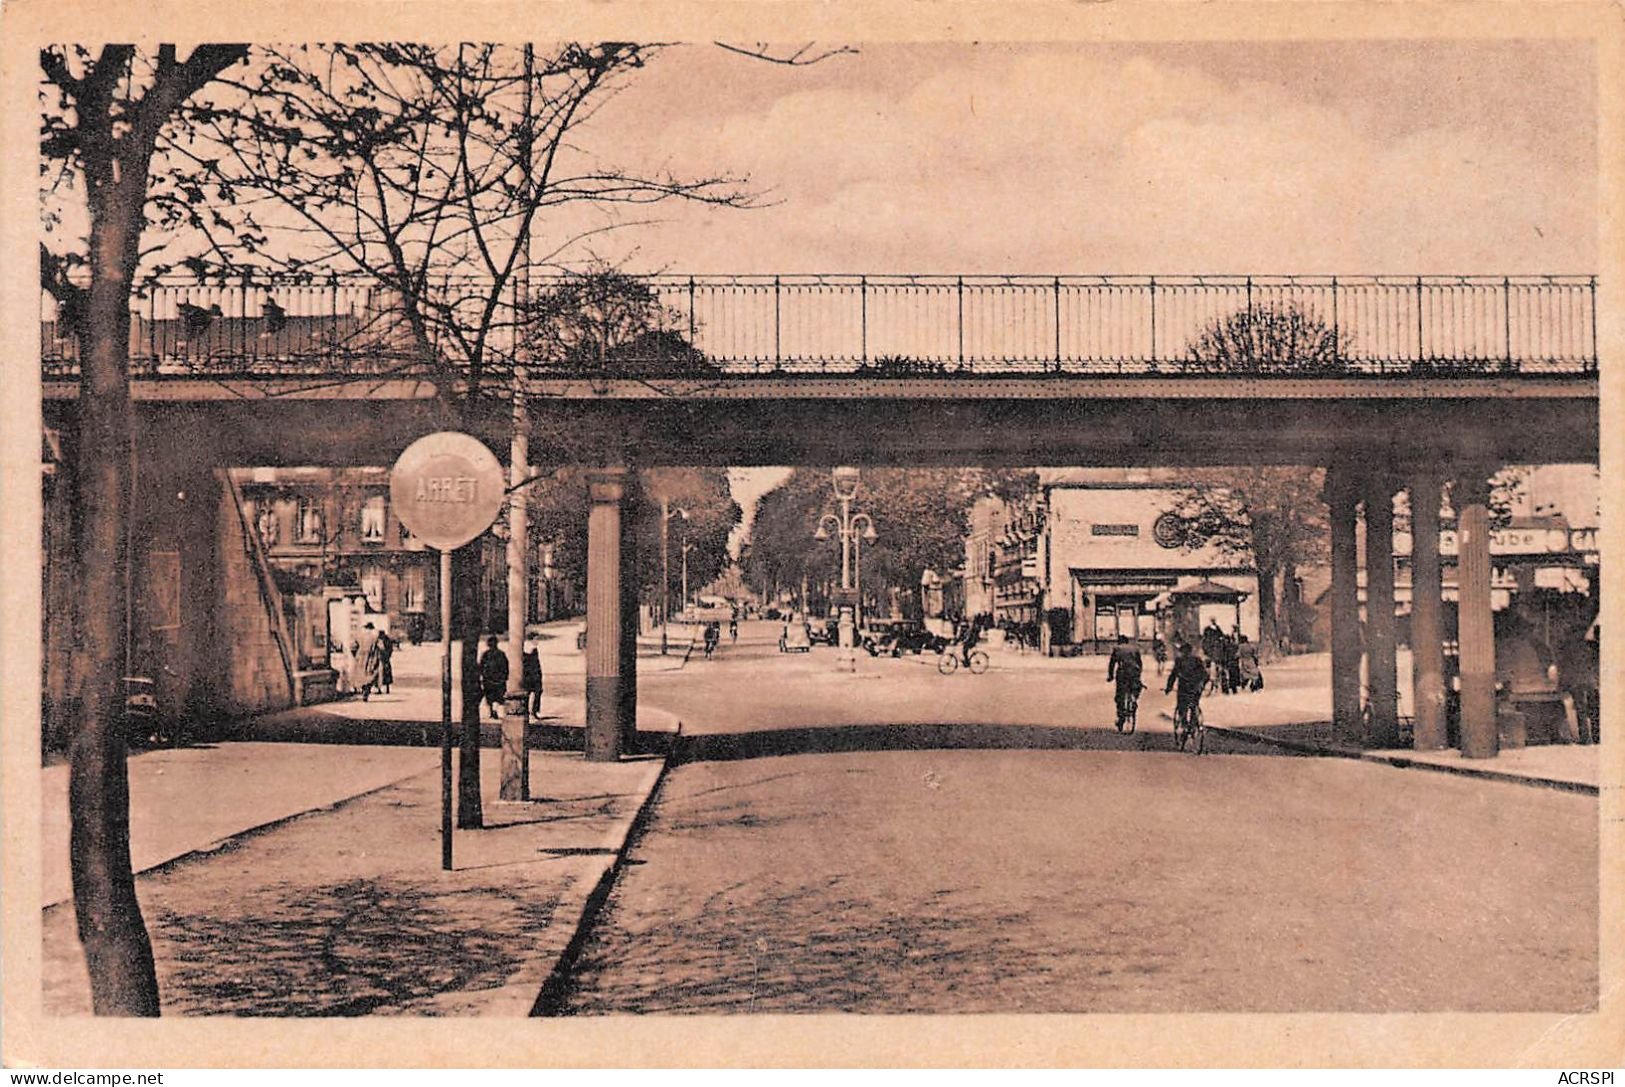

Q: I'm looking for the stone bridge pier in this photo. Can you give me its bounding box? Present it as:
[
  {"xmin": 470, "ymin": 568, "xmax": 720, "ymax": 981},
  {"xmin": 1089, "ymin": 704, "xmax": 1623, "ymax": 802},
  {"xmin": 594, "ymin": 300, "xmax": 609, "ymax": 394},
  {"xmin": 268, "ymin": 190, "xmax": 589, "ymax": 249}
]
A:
[{"xmin": 1326, "ymin": 454, "xmax": 1503, "ymax": 758}]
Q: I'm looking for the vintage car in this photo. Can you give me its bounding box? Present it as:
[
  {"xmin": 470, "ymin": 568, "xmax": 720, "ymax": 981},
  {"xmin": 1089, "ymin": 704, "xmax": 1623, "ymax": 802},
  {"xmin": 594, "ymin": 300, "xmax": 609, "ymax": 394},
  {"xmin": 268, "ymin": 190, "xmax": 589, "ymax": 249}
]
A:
[{"xmin": 862, "ymin": 619, "xmax": 949, "ymax": 657}]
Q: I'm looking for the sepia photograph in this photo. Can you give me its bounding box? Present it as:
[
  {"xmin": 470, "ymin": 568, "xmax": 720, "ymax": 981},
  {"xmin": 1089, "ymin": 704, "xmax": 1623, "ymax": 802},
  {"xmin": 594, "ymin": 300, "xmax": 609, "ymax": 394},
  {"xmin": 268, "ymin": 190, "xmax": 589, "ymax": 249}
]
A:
[{"xmin": 1, "ymin": 0, "xmax": 1619, "ymax": 1071}]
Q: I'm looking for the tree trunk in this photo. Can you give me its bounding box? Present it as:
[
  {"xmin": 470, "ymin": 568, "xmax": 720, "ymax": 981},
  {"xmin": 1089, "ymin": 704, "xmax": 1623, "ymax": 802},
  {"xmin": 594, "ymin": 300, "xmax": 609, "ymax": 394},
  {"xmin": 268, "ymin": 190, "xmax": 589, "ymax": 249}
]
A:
[
  {"xmin": 70, "ymin": 182, "xmax": 160, "ymax": 1016},
  {"xmin": 1255, "ymin": 560, "xmax": 1280, "ymax": 663}
]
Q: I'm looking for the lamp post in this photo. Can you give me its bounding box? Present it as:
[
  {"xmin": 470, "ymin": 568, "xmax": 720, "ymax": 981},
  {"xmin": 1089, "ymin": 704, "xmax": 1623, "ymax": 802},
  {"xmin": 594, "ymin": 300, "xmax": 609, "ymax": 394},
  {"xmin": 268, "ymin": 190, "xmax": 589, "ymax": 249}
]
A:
[
  {"xmin": 659, "ymin": 501, "xmax": 687, "ymax": 655},
  {"xmin": 814, "ymin": 466, "xmax": 878, "ymax": 650},
  {"xmin": 682, "ymin": 538, "xmax": 695, "ymax": 618}
]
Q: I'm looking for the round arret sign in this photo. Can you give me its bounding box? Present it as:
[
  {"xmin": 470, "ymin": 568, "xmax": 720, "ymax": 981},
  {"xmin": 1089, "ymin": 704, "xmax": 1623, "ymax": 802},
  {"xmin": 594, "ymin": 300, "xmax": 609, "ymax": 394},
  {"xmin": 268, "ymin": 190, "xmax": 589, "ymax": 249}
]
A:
[{"xmin": 390, "ymin": 431, "xmax": 505, "ymax": 550}]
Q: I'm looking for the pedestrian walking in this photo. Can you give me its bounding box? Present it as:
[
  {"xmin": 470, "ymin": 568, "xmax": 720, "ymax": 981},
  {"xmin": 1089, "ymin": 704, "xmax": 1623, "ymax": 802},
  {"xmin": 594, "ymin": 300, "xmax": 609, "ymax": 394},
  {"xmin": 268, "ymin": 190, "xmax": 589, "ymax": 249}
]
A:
[
  {"xmin": 1221, "ymin": 630, "xmax": 1240, "ymax": 695},
  {"xmin": 521, "ymin": 637, "xmax": 544, "ymax": 722},
  {"xmin": 1152, "ymin": 636, "xmax": 1168, "ymax": 677},
  {"xmin": 1237, "ymin": 634, "xmax": 1261, "ymax": 692},
  {"xmin": 479, "ymin": 635, "xmax": 509, "ymax": 720},
  {"xmin": 729, "ymin": 614, "xmax": 739, "ymax": 643},
  {"xmin": 354, "ymin": 622, "xmax": 383, "ymax": 702},
  {"xmin": 376, "ymin": 628, "xmax": 395, "ymax": 694}
]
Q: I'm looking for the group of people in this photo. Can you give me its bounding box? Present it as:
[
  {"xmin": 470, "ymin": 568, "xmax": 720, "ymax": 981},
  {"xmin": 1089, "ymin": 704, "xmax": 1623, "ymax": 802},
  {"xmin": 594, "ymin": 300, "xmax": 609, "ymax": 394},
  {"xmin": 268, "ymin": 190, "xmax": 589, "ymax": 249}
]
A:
[
  {"xmin": 1199, "ymin": 619, "xmax": 1263, "ymax": 695},
  {"xmin": 477, "ymin": 636, "xmax": 546, "ymax": 721},
  {"xmin": 335, "ymin": 622, "xmax": 394, "ymax": 702}
]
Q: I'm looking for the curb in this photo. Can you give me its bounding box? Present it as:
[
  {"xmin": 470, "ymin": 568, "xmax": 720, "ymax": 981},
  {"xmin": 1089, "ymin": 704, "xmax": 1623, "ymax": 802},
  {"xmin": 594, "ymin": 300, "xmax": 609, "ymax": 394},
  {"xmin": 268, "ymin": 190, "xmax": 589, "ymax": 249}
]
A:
[
  {"xmin": 1177, "ymin": 714, "xmax": 1600, "ymax": 796},
  {"xmin": 528, "ymin": 754, "xmax": 675, "ymax": 1016}
]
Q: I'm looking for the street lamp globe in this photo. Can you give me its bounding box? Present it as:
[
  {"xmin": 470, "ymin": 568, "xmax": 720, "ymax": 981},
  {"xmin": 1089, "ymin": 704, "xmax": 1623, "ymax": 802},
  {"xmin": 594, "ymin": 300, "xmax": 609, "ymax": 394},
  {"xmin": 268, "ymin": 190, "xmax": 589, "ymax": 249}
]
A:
[{"xmin": 831, "ymin": 465, "xmax": 861, "ymax": 501}]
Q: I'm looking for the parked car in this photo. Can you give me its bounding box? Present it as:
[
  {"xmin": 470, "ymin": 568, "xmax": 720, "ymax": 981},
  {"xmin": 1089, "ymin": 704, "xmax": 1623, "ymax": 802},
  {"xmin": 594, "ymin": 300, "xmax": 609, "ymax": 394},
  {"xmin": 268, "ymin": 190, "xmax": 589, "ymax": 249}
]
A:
[
  {"xmin": 863, "ymin": 620, "xmax": 948, "ymax": 657},
  {"xmin": 807, "ymin": 616, "xmax": 840, "ymax": 646}
]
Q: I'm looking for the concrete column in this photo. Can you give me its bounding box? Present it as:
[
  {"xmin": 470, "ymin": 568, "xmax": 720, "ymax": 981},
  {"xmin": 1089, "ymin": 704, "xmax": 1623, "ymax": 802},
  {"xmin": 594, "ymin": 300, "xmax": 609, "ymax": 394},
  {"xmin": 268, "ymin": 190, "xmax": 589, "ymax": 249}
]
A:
[
  {"xmin": 1455, "ymin": 472, "xmax": 1498, "ymax": 759},
  {"xmin": 584, "ymin": 468, "xmax": 627, "ymax": 762},
  {"xmin": 1326, "ymin": 463, "xmax": 1363, "ymax": 747},
  {"xmin": 1363, "ymin": 470, "xmax": 1400, "ymax": 748},
  {"xmin": 1409, "ymin": 467, "xmax": 1448, "ymax": 750},
  {"xmin": 619, "ymin": 476, "xmax": 641, "ymax": 753}
]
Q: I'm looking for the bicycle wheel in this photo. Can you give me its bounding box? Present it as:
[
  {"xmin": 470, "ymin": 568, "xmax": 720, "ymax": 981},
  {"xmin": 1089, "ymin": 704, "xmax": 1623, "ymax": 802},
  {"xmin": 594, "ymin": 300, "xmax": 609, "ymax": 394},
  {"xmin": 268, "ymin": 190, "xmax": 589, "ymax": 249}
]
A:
[
  {"xmin": 1173, "ymin": 707, "xmax": 1189, "ymax": 750},
  {"xmin": 937, "ymin": 652, "xmax": 959, "ymax": 675},
  {"xmin": 1192, "ymin": 706, "xmax": 1206, "ymax": 754},
  {"xmin": 1124, "ymin": 694, "xmax": 1138, "ymax": 735},
  {"xmin": 967, "ymin": 650, "xmax": 989, "ymax": 674}
]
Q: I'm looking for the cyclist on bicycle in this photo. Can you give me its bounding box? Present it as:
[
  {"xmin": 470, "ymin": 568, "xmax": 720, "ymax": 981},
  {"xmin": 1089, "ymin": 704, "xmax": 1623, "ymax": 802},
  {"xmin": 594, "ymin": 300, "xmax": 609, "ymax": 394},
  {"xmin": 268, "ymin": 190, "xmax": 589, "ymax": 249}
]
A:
[
  {"xmin": 1165, "ymin": 640, "xmax": 1208, "ymax": 733},
  {"xmin": 1105, "ymin": 633, "xmax": 1144, "ymax": 732},
  {"xmin": 956, "ymin": 617, "xmax": 983, "ymax": 667}
]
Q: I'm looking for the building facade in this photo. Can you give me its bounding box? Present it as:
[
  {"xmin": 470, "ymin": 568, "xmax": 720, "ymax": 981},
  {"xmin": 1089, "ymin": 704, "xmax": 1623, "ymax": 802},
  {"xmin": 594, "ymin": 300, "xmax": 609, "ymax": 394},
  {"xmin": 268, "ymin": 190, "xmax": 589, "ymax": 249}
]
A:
[{"xmin": 962, "ymin": 469, "xmax": 1262, "ymax": 654}]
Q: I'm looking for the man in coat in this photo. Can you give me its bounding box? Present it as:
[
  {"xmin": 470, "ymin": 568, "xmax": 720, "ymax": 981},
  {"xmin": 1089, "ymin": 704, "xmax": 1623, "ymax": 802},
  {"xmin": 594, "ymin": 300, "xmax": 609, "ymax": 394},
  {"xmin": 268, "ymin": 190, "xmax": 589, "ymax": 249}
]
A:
[
  {"xmin": 479, "ymin": 635, "xmax": 510, "ymax": 721},
  {"xmin": 354, "ymin": 622, "xmax": 384, "ymax": 703}
]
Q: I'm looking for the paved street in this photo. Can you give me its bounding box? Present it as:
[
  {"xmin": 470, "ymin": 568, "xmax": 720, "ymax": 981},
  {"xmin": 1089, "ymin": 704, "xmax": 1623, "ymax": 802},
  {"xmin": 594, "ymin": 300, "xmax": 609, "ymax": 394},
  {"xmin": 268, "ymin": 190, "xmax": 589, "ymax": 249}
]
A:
[{"xmin": 550, "ymin": 621, "xmax": 1598, "ymax": 1014}]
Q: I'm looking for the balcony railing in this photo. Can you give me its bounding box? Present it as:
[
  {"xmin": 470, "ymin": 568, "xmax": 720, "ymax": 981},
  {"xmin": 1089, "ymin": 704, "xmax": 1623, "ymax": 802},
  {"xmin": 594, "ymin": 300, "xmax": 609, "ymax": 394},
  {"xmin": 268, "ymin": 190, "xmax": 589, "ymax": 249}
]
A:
[{"xmin": 41, "ymin": 274, "xmax": 1599, "ymax": 379}]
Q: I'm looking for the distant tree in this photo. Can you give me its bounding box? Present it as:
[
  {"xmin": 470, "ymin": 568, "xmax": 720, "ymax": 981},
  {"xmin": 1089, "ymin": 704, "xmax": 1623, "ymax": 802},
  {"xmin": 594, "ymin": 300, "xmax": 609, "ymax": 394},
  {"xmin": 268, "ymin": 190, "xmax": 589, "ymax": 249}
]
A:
[
  {"xmin": 1171, "ymin": 467, "xmax": 1329, "ymax": 657},
  {"xmin": 526, "ymin": 269, "xmax": 717, "ymax": 376},
  {"xmin": 526, "ymin": 466, "xmax": 738, "ymax": 607},
  {"xmin": 1185, "ymin": 302, "xmax": 1345, "ymax": 373},
  {"xmin": 744, "ymin": 468, "xmax": 1037, "ymax": 615}
]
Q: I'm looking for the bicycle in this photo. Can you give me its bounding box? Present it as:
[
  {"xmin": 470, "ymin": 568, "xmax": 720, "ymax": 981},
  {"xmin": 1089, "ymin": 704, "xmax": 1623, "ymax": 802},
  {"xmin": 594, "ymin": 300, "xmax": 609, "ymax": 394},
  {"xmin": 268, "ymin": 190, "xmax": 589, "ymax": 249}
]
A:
[
  {"xmin": 1173, "ymin": 699, "xmax": 1205, "ymax": 753},
  {"xmin": 1114, "ymin": 681, "xmax": 1143, "ymax": 734},
  {"xmin": 937, "ymin": 648, "xmax": 990, "ymax": 675}
]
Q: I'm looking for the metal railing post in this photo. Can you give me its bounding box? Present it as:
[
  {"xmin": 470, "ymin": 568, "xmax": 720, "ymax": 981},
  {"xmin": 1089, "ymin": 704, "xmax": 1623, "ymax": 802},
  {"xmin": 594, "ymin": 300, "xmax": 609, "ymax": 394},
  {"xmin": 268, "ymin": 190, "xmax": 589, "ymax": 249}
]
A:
[
  {"xmin": 1053, "ymin": 276, "xmax": 1062, "ymax": 371},
  {"xmin": 1416, "ymin": 275, "xmax": 1425, "ymax": 366},
  {"xmin": 1589, "ymin": 276, "xmax": 1598, "ymax": 373},
  {"xmin": 688, "ymin": 275, "xmax": 697, "ymax": 346},
  {"xmin": 1330, "ymin": 276, "xmax": 1340, "ymax": 371},
  {"xmin": 949, "ymin": 276, "xmax": 962, "ymax": 368},
  {"xmin": 860, "ymin": 275, "xmax": 868, "ymax": 364},
  {"xmin": 1148, "ymin": 277, "xmax": 1158, "ymax": 370},
  {"xmin": 774, "ymin": 275, "xmax": 782, "ymax": 368},
  {"xmin": 1503, "ymin": 276, "xmax": 1513, "ymax": 371}
]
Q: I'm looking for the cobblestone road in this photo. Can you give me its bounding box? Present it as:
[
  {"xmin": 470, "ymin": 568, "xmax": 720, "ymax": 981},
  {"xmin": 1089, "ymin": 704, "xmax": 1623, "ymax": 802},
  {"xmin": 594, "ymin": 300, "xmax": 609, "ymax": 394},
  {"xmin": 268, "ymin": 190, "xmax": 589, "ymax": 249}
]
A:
[{"xmin": 555, "ymin": 625, "xmax": 1597, "ymax": 1014}]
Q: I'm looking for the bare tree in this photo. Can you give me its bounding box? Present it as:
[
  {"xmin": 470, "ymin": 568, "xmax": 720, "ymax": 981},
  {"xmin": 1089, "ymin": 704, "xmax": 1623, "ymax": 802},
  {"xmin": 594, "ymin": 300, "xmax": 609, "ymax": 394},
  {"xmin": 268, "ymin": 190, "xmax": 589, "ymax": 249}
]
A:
[{"xmin": 40, "ymin": 43, "xmax": 250, "ymax": 1016}]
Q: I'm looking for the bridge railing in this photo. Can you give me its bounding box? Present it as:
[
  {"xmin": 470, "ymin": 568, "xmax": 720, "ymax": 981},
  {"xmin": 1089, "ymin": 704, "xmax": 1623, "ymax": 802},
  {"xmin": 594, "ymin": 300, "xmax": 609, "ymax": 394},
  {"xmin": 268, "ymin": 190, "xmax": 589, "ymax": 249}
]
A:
[{"xmin": 41, "ymin": 274, "xmax": 1598, "ymax": 378}]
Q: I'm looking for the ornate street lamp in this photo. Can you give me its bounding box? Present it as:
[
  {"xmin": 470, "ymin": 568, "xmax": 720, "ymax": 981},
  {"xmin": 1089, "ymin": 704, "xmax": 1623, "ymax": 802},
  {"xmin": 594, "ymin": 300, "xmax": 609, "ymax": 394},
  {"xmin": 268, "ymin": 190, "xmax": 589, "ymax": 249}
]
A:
[{"xmin": 814, "ymin": 466, "xmax": 878, "ymax": 650}]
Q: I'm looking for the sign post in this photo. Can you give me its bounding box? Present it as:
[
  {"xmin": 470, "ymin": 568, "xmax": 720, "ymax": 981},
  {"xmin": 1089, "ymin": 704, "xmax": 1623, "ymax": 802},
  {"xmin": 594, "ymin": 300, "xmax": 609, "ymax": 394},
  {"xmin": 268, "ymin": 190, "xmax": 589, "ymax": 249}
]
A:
[{"xmin": 390, "ymin": 432, "xmax": 505, "ymax": 871}]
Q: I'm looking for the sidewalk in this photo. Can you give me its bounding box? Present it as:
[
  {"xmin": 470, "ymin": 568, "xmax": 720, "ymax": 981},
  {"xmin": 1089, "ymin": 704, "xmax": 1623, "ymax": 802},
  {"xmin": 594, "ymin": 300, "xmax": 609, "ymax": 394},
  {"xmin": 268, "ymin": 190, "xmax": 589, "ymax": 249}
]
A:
[
  {"xmin": 1168, "ymin": 653, "xmax": 1599, "ymax": 794},
  {"xmin": 42, "ymin": 746, "xmax": 667, "ymax": 1016}
]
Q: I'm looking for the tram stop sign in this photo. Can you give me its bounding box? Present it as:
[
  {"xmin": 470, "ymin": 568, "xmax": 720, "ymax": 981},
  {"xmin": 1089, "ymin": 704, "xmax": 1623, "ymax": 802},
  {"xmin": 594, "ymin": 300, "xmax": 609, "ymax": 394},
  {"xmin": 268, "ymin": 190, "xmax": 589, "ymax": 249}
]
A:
[{"xmin": 390, "ymin": 431, "xmax": 505, "ymax": 550}]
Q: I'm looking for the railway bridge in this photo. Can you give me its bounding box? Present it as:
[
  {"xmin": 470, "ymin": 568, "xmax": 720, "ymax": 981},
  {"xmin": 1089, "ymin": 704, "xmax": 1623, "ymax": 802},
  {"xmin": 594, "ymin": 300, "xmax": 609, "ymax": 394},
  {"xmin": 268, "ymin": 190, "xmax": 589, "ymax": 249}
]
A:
[{"xmin": 40, "ymin": 273, "xmax": 1601, "ymax": 762}]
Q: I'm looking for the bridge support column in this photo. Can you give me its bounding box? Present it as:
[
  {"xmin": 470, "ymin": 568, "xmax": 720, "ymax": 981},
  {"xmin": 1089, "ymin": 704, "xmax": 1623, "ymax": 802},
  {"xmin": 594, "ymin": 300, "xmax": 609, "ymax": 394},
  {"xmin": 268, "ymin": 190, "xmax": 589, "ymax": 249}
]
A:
[
  {"xmin": 585, "ymin": 468, "xmax": 630, "ymax": 762},
  {"xmin": 1326, "ymin": 463, "xmax": 1363, "ymax": 747},
  {"xmin": 620, "ymin": 476, "xmax": 642, "ymax": 753},
  {"xmin": 1455, "ymin": 471, "xmax": 1499, "ymax": 759},
  {"xmin": 1409, "ymin": 467, "xmax": 1449, "ymax": 750},
  {"xmin": 1363, "ymin": 469, "xmax": 1401, "ymax": 749}
]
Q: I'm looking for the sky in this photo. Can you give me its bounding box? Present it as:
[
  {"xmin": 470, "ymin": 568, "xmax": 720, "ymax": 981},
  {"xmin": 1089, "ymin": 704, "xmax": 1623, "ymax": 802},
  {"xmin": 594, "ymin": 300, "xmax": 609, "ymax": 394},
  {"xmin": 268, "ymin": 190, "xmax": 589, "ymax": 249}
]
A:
[
  {"xmin": 615, "ymin": 41, "xmax": 1597, "ymax": 542},
  {"xmin": 557, "ymin": 40, "xmax": 1596, "ymax": 276}
]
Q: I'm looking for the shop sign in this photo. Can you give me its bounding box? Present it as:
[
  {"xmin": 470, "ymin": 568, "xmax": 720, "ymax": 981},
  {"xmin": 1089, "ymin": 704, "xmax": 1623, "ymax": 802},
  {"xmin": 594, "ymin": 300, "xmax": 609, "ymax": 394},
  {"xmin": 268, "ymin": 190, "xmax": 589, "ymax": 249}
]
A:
[
  {"xmin": 1395, "ymin": 527, "xmax": 1591, "ymax": 558},
  {"xmin": 1569, "ymin": 527, "xmax": 1598, "ymax": 554}
]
